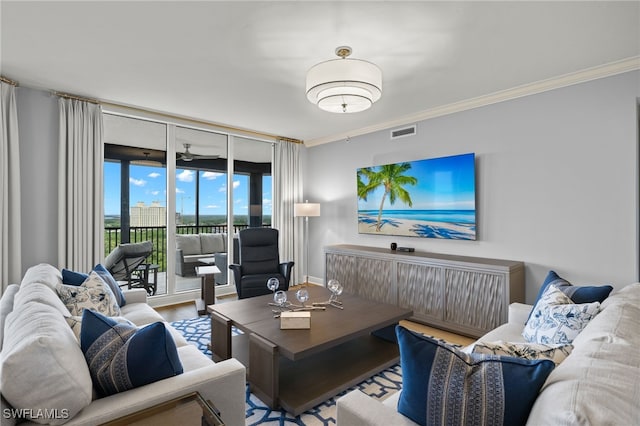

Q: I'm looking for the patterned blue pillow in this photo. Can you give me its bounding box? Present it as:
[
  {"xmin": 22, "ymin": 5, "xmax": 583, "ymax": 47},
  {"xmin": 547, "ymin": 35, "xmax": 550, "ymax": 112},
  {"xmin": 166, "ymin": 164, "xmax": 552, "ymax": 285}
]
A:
[
  {"xmin": 80, "ymin": 309, "xmax": 183, "ymax": 396},
  {"xmin": 527, "ymin": 270, "xmax": 612, "ymax": 323},
  {"xmin": 93, "ymin": 264, "xmax": 127, "ymax": 307},
  {"xmin": 62, "ymin": 265, "xmax": 126, "ymax": 307},
  {"xmin": 396, "ymin": 326, "xmax": 555, "ymax": 426}
]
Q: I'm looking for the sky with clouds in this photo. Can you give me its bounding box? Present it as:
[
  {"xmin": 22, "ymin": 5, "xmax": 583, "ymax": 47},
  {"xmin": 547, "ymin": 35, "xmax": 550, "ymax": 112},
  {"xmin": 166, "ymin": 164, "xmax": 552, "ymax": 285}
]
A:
[
  {"xmin": 357, "ymin": 153, "xmax": 476, "ymax": 211},
  {"xmin": 104, "ymin": 162, "xmax": 272, "ymax": 217}
]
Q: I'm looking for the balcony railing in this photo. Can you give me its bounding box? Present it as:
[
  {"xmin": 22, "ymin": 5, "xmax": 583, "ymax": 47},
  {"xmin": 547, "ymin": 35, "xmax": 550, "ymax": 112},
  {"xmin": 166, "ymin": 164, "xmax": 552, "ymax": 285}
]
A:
[{"xmin": 104, "ymin": 224, "xmax": 263, "ymax": 272}]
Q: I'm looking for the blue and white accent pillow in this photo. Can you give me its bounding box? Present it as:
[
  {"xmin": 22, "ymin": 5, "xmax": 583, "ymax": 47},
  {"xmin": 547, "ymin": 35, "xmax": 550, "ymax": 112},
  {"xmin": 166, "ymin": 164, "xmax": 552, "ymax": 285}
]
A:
[
  {"xmin": 57, "ymin": 271, "xmax": 121, "ymax": 317},
  {"xmin": 523, "ymin": 284, "xmax": 600, "ymax": 344},
  {"xmin": 80, "ymin": 309, "xmax": 183, "ymax": 396},
  {"xmin": 93, "ymin": 264, "xmax": 127, "ymax": 307},
  {"xmin": 526, "ymin": 270, "xmax": 612, "ymax": 323},
  {"xmin": 396, "ymin": 326, "xmax": 555, "ymax": 426},
  {"xmin": 62, "ymin": 264, "xmax": 127, "ymax": 307}
]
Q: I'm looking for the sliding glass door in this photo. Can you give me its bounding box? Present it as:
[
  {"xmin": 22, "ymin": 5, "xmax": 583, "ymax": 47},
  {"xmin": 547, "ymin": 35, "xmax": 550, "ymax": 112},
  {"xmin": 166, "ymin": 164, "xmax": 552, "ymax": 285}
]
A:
[
  {"xmin": 174, "ymin": 127, "xmax": 229, "ymax": 293},
  {"xmin": 103, "ymin": 114, "xmax": 168, "ymax": 296},
  {"xmin": 103, "ymin": 112, "xmax": 274, "ymax": 303}
]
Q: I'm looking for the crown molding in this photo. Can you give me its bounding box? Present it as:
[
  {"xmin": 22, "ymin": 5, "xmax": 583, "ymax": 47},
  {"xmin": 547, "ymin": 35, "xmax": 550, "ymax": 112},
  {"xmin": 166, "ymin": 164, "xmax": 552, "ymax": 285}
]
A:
[{"xmin": 304, "ymin": 56, "xmax": 640, "ymax": 147}]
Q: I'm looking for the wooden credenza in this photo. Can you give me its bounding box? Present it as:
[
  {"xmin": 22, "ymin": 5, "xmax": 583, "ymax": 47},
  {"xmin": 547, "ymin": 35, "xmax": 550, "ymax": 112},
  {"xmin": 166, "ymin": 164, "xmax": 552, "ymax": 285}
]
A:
[{"xmin": 324, "ymin": 244, "xmax": 525, "ymax": 338}]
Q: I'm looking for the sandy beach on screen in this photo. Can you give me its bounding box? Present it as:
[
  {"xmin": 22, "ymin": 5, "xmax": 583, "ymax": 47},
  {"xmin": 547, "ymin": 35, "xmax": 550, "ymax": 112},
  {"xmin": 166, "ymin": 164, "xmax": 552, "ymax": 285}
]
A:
[{"xmin": 358, "ymin": 214, "xmax": 475, "ymax": 239}]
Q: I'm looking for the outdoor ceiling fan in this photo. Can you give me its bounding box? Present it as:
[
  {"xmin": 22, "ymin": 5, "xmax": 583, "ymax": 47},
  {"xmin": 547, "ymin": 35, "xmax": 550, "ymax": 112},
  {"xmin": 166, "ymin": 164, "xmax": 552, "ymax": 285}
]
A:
[{"xmin": 177, "ymin": 143, "xmax": 220, "ymax": 162}]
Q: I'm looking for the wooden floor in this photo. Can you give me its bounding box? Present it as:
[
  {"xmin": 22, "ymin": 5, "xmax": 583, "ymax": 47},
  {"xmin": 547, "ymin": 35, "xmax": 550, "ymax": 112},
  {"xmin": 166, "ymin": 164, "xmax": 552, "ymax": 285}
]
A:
[
  {"xmin": 156, "ymin": 288, "xmax": 475, "ymax": 347},
  {"xmin": 156, "ymin": 301, "xmax": 199, "ymax": 323}
]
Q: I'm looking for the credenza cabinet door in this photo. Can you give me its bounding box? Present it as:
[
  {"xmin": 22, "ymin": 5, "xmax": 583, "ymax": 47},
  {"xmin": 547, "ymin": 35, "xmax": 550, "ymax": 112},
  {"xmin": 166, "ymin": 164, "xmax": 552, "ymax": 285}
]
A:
[
  {"xmin": 356, "ymin": 257, "xmax": 394, "ymax": 304},
  {"xmin": 397, "ymin": 262, "xmax": 443, "ymax": 322},
  {"xmin": 444, "ymin": 269, "xmax": 507, "ymax": 333},
  {"xmin": 325, "ymin": 253, "xmax": 356, "ymax": 294},
  {"xmin": 325, "ymin": 252, "xmax": 394, "ymax": 304}
]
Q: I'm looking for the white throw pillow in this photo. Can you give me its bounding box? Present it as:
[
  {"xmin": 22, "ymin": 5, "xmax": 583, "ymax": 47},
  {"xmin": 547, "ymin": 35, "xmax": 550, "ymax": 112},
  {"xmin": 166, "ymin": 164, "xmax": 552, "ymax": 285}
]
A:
[
  {"xmin": 20, "ymin": 263, "xmax": 62, "ymax": 291},
  {"xmin": 472, "ymin": 340, "xmax": 573, "ymax": 365},
  {"xmin": 0, "ymin": 302, "xmax": 93, "ymax": 424},
  {"xmin": 200, "ymin": 233, "xmax": 225, "ymax": 254},
  {"xmin": 15, "ymin": 282, "xmax": 71, "ymax": 318},
  {"xmin": 57, "ymin": 271, "xmax": 121, "ymax": 317},
  {"xmin": 523, "ymin": 284, "xmax": 600, "ymax": 344},
  {"xmin": 176, "ymin": 234, "xmax": 201, "ymax": 255}
]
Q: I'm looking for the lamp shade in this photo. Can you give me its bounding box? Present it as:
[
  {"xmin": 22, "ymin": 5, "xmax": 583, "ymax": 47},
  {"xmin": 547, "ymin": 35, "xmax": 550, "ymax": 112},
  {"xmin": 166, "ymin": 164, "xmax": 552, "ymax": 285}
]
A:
[
  {"xmin": 306, "ymin": 47, "xmax": 382, "ymax": 113},
  {"xmin": 294, "ymin": 203, "xmax": 321, "ymax": 217}
]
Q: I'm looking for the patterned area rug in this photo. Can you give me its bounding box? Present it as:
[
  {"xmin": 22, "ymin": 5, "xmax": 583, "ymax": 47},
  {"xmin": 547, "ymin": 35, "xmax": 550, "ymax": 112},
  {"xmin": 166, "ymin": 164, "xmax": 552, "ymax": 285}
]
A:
[{"xmin": 170, "ymin": 316, "xmax": 453, "ymax": 425}]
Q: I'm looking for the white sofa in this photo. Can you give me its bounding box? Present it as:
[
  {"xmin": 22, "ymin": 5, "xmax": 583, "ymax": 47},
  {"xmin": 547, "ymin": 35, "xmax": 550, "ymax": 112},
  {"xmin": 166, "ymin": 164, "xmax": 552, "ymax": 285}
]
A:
[
  {"xmin": 0, "ymin": 264, "xmax": 246, "ymax": 426},
  {"xmin": 337, "ymin": 282, "xmax": 640, "ymax": 425}
]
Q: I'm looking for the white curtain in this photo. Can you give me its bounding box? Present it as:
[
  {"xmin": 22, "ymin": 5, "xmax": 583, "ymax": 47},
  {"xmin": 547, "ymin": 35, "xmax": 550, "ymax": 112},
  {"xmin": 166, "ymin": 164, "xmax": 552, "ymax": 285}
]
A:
[
  {"xmin": 58, "ymin": 98, "xmax": 104, "ymax": 271},
  {"xmin": 0, "ymin": 81, "xmax": 22, "ymax": 290},
  {"xmin": 273, "ymin": 140, "xmax": 303, "ymax": 285}
]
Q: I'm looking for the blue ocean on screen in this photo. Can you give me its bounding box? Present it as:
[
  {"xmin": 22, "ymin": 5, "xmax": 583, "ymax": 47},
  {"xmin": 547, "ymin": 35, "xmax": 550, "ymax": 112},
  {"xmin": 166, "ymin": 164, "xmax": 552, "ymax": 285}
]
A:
[{"xmin": 359, "ymin": 209, "xmax": 476, "ymax": 224}]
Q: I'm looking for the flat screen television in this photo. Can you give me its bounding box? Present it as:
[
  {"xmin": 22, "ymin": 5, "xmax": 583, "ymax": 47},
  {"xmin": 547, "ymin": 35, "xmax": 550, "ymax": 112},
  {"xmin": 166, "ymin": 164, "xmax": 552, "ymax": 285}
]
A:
[{"xmin": 357, "ymin": 152, "xmax": 476, "ymax": 240}]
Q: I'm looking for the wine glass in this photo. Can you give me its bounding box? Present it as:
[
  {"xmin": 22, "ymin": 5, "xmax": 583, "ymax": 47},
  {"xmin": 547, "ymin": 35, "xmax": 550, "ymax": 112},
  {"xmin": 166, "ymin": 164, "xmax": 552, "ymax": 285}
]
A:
[
  {"xmin": 273, "ymin": 290, "xmax": 287, "ymax": 308},
  {"xmin": 266, "ymin": 277, "xmax": 280, "ymax": 293},
  {"xmin": 296, "ymin": 288, "xmax": 310, "ymax": 307}
]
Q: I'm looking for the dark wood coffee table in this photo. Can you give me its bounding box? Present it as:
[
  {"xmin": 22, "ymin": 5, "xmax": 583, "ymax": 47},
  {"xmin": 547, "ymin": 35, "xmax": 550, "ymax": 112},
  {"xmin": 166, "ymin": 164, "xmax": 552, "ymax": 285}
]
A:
[{"xmin": 207, "ymin": 285, "xmax": 412, "ymax": 415}]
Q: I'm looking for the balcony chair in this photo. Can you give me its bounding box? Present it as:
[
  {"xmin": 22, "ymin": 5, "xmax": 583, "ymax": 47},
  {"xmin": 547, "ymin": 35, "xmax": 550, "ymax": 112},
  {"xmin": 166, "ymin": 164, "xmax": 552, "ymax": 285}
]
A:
[
  {"xmin": 104, "ymin": 240, "xmax": 155, "ymax": 295},
  {"xmin": 229, "ymin": 228, "xmax": 294, "ymax": 299}
]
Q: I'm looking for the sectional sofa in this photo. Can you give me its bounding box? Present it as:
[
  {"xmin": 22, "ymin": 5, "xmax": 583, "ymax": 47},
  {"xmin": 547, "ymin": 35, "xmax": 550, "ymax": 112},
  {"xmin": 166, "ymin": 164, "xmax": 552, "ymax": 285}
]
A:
[
  {"xmin": 0, "ymin": 263, "xmax": 246, "ymax": 426},
  {"xmin": 337, "ymin": 281, "xmax": 640, "ymax": 425},
  {"xmin": 175, "ymin": 233, "xmax": 238, "ymax": 282}
]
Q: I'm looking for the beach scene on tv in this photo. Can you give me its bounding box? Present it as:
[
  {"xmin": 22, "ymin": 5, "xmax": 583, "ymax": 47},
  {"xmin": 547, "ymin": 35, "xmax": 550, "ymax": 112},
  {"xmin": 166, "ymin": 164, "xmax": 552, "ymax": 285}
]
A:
[{"xmin": 357, "ymin": 153, "xmax": 476, "ymax": 240}]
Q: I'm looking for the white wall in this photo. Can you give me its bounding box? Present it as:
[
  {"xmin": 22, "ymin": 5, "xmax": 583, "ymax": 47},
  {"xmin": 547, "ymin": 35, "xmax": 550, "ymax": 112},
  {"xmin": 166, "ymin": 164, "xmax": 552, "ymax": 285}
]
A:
[
  {"xmin": 303, "ymin": 71, "xmax": 640, "ymax": 303},
  {"xmin": 17, "ymin": 87, "xmax": 59, "ymax": 274}
]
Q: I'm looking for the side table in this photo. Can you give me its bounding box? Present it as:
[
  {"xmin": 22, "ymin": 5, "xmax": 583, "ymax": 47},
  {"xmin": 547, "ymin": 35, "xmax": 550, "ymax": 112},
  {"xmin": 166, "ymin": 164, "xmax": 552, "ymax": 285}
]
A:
[
  {"xmin": 100, "ymin": 392, "xmax": 224, "ymax": 426},
  {"xmin": 196, "ymin": 265, "xmax": 221, "ymax": 315},
  {"xmin": 131, "ymin": 263, "xmax": 159, "ymax": 296}
]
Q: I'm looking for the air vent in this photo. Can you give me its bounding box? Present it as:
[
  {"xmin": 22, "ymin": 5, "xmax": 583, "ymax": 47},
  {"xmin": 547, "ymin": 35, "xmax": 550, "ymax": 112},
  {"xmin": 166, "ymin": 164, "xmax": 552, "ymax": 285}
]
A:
[{"xmin": 390, "ymin": 125, "xmax": 416, "ymax": 139}]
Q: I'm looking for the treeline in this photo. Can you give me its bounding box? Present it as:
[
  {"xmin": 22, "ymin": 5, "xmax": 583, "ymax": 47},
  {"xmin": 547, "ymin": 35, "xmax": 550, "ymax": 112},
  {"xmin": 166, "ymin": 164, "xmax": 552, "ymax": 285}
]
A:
[{"xmin": 105, "ymin": 215, "xmax": 272, "ymax": 228}]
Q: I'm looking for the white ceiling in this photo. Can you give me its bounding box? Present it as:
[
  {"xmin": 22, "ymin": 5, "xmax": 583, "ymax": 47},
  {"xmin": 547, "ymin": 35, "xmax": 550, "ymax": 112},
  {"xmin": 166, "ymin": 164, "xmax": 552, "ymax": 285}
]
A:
[{"xmin": 2, "ymin": 1, "xmax": 639, "ymax": 146}]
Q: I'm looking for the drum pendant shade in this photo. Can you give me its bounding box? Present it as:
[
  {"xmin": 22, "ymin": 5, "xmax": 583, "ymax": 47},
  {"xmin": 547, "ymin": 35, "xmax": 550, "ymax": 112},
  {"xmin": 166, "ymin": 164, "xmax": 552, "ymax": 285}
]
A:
[{"xmin": 306, "ymin": 47, "xmax": 382, "ymax": 113}]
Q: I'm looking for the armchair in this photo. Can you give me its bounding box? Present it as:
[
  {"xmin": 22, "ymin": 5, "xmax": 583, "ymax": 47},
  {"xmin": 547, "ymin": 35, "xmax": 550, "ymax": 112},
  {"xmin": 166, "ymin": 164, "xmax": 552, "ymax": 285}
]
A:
[{"xmin": 229, "ymin": 228, "xmax": 294, "ymax": 299}]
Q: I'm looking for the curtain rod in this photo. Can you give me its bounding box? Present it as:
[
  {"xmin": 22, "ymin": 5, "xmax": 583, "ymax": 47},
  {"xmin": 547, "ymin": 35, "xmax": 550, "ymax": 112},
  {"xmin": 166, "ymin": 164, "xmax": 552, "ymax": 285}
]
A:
[
  {"xmin": 100, "ymin": 100, "xmax": 303, "ymax": 144},
  {"xmin": 0, "ymin": 76, "xmax": 19, "ymax": 86},
  {"xmin": 54, "ymin": 91, "xmax": 100, "ymax": 104},
  {"xmin": 277, "ymin": 137, "xmax": 304, "ymax": 144}
]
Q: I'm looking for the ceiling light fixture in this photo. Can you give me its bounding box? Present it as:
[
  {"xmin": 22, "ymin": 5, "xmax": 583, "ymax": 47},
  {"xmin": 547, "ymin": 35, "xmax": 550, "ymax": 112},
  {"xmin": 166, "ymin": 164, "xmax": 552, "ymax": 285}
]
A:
[{"xmin": 306, "ymin": 46, "xmax": 382, "ymax": 114}]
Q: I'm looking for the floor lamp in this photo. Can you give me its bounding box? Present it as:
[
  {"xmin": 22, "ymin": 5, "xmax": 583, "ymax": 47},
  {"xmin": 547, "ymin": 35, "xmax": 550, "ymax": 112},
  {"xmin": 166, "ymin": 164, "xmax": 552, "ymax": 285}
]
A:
[{"xmin": 294, "ymin": 201, "xmax": 321, "ymax": 285}]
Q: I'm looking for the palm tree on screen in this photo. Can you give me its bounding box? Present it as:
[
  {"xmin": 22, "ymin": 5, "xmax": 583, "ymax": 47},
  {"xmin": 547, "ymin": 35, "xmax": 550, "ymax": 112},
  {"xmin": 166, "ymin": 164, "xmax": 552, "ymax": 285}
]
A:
[
  {"xmin": 357, "ymin": 167, "xmax": 377, "ymax": 201},
  {"xmin": 358, "ymin": 163, "xmax": 417, "ymax": 231}
]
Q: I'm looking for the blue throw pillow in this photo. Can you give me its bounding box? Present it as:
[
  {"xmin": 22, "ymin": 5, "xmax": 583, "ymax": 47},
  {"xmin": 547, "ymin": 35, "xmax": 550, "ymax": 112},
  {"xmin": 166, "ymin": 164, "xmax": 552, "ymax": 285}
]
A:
[
  {"xmin": 527, "ymin": 270, "xmax": 613, "ymax": 323},
  {"xmin": 93, "ymin": 264, "xmax": 127, "ymax": 307},
  {"xmin": 396, "ymin": 326, "xmax": 555, "ymax": 426},
  {"xmin": 62, "ymin": 268, "xmax": 88, "ymax": 286},
  {"xmin": 62, "ymin": 265, "xmax": 127, "ymax": 307},
  {"xmin": 80, "ymin": 309, "xmax": 183, "ymax": 397}
]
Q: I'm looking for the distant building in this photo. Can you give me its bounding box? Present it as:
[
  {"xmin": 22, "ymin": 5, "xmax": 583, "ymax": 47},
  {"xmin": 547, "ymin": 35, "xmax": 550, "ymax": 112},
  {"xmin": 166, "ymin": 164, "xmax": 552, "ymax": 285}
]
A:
[{"xmin": 131, "ymin": 201, "xmax": 166, "ymax": 226}]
